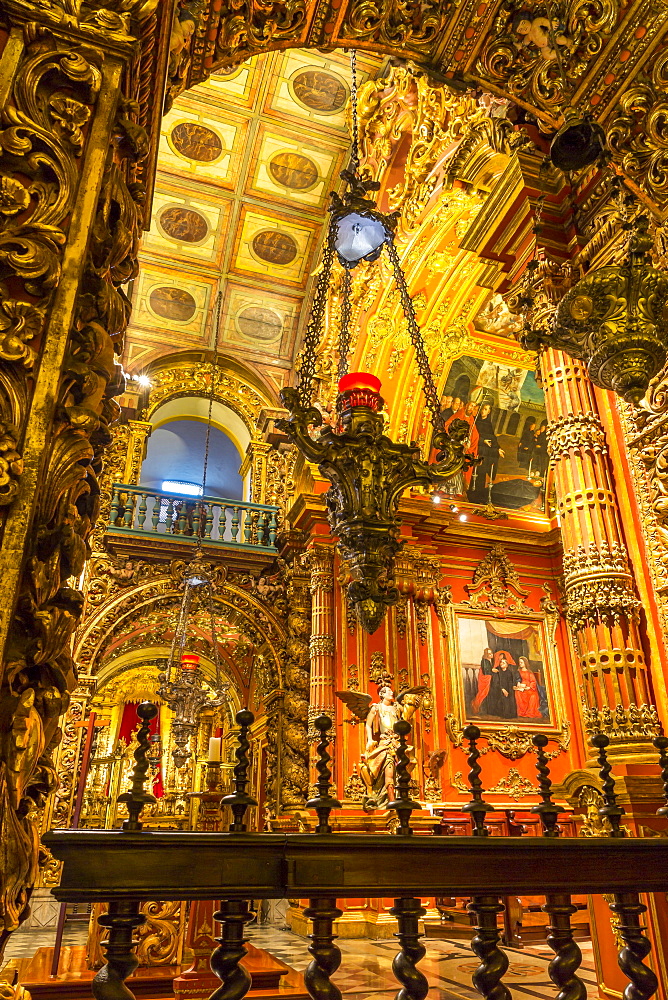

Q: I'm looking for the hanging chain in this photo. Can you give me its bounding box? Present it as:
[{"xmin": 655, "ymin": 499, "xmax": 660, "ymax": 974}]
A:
[
  {"xmin": 385, "ymin": 240, "xmax": 442, "ymax": 426},
  {"xmin": 297, "ymin": 224, "xmax": 337, "ymax": 406},
  {"xmin": 167, "ymin": 583, "xmax": 194, "ymax": 683},
  {"xmin": 336, "ymin": 266, "xmax": 353, "ymax": 382},
  {"xmin": 349, "ymin": 48, "xmax": 360, "ymax": 177}
]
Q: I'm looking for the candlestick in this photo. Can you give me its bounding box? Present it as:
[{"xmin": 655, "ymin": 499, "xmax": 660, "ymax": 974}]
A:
[{"xmin": 208, "ymin": 736, "xmax": 222, "ymax": 762}]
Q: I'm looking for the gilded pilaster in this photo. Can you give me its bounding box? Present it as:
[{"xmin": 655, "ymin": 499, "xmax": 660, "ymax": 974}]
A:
[
  {"xmin": 124, "ymin": 420, "xmax": 152, "ymax": 485},
  {"xmin": 307, "ymin": 543, "xmax": 336, "ymax": 793},
  {"xmin": 543, "ymin": 350, "xmax": 660, "ymax": 757},
  {"xmin": 240, "ymin": 439, "xmax": 271, "ymax": 504}
]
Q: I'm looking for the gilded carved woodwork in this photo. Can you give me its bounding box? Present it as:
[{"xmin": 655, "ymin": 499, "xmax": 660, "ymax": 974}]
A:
[
  {"xmin": 89, "ymin": 899, "xmax": 185, "ymax": 968},
  {"xmin": 561, "ymin": 542, "xmax": 640, "ymax": 631},
  {"xmin": 452, "ymin": 767, "xmax": 537, "ymax": 797},
  {"xmin": 462, "ymin": 544, "xmax": 531, "ymax": 614},
  {"xmin": 446, "ymin": 714, "xmax": 572, "ymax": 760},
  {"xmin": 476, "ymin": 0, "xmax": 619, "ymax": 116}
]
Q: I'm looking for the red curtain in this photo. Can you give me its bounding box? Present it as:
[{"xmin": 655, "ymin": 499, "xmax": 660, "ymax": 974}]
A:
[{"xmin": 117, "ymin": 702, "xmax": 164, "ymax": 798}]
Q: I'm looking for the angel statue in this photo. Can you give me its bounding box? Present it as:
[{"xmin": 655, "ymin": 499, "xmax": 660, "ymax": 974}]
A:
[{"xmin": 336, "ymin": 685, "xmax": 427, "ymax": 811}]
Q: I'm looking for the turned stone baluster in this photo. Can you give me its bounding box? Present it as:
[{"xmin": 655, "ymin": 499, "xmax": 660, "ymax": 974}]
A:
[
  {"xmin": 110, "ymin": 487, "xmax": 120, "ymax": 526},
  {"xmin": 204, "ymin": 502, "xmax": 214, "ymax": 539},
  {"xmin": 175, "ymin": 502, "xmax": 187, "ymax": 535},
  {"xmin": 123, "ymin": 492, "xmax": 134, "ymax": 528},
  {"xmin": 653, "ymin": 735, "xmax": 668, "ymax": 818},
  {"xmin": 268, "ymin": 510, "xmax": 278, "ymax": 547},
  {"xmin": 388, "ymin": 719, "xmax": 419, "ymax": 836},
  {"xmin": 607, "ymin": 894, "xmax": 659, "ymax": 1000},
  {"xmin": 218, "ymin": 504, "xmax": 227, "ymax": 541},
  {"xmin": 541, "ymin": 894, "xmax": 587, "ymax": 1000},
  {"xmin": 462, "ymin": 725, "xmax": 492, "ymax": 836},
  {"xmin": 304, "ymin": 898, "xmax": 343, "ymax": 1000},
  {"xmin": 467, "ymin": 896, "xmax": 511, "ymax": 1000},
  {"xmin": 151, "ymin": 496, "xmax": 160, "ymax": 532},
  {"xmin": 306, "ymin": 714, "xmax": 341, "ymax": 834},
  {"xmin": 592, "ymin": 733, "xmax": 626, "ymax": 836},
  {"xmin": 137, "ymin": 493, "xmax": 147, "ymax": 530},
  {"xmin": 210, "ymin": 898, "xmax": 254, "ymax": 1000},
  {"xmin": 531, "ymin": 734, "xmax": 560, "ymax": 836},
  {"xmin": 192, "ymin": 502, "xmax": 201, "ymax": 537},
  {"xmin": 92, "ymin": 900, "xmax": 145, "ymax": 1000},
  {"xmin": 391, "ymin": 897, "xmax": 429, "ymax": 1000},
  {"xmin": 221, "ymin": 709, "xmax": 257, "ymax": 832},
  {"xmin": 164, "ymin": 497, "xmax": 175, "ymax": 534},
  {"xmin": 231, "ymin": 506, "xmax": 240, "ymax": 541}
]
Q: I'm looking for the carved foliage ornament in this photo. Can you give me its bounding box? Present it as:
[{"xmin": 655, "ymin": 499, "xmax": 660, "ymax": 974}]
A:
[
  {"xmin": 476, "ymin": 0, "xmax": 618, "ymax": 114},
  {"xmin": 462, "ymin": 543, "xmax": 530, "ymax": 614},
  {"xmin": 446, "ymin": 714, "xmax": 572, "ymax": 759}
]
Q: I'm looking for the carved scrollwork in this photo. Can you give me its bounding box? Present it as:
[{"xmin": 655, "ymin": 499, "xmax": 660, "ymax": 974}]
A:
[
  {"xmin": 446, "ymin": 714, "xmax": 571, "ymax": 759},
  {"xmin": 562, "ymin": 541, "xmax": 639, "ymax": 630},
  {"xmin": 607, "ymin": 46, "xmax": 668, "ymax": 213},
  {"xmin": 342, "ymin": 0, "xmax": 447, "ymax": 52},
  {"xmin": 215, "ymin": 0, "xmax": 308, "ymax": 68},
  {"xmin": 462, "ymin": 544, "xmax": 531, "ymax": 614},
  {"xmin": 476, "ymin": 0, "xmax": 619, "ymax": 113}
]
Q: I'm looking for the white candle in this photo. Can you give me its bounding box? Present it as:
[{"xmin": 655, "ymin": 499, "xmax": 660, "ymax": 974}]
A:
[{"xmin": 208, "ymin": 737, "xmax": 222, "ymax": 762}]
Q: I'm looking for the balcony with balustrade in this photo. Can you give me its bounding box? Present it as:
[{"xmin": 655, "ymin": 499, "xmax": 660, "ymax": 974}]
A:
[{"xmin": 106, "ymin": 484, "xmax": 280, "ymax": 567}]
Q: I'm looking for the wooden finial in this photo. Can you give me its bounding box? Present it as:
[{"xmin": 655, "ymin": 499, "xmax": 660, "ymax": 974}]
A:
[
  {"xmin": 388, "ymin": 719, "xmax": 419, "ymax": 836},
  {"xmin": 118, "ymin": 701, "xmax": 158, "ymax": 832},
  {"xmin": 461, "ymin": 725, "xmax": 492, "ymax": 836},
  {"xmin": 221, "ymin": 708, "xmax": 257, "ymax": 832},
  {"xmin": 306, "ymin": 714, "xmax": 342, "ymax": 834},
  {"xmin": 592, "ymin": 733, "xmax": 625, "ymax": 837},
  {"xmin": 531, "ymin": 734, "xmax": 560, "ymax": 837}
]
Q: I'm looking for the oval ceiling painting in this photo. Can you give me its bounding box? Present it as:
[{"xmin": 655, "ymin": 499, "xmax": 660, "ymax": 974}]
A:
[
  {"xmin": 149, "ymin": 287, "xmax": 197, "ymax": 323},
  {"xmin": 252, "ymin": 230, "xmax": 298, "ymax": 265},
  {"xmin": 237, "ymin": 305, "xmax": 283, "ymax": 342},
  {"xmin": 269, "ymin": 151, "xmax": 318, "ymax": 191},
  {"xmin": 160, "ymin": 205, "xmax": 209, "ymax": 243},
  {"xmin": 170, "ymin": 122, "xmax": 223, "ymax": 162},
  {"xmin": 291, "ymin": 69, "xmax": 348, "ymax": 114}
]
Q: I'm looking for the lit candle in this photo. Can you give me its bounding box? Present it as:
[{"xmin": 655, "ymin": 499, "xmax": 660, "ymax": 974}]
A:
[
  {"xmin": 208, "ymin": 737, "xmax": 222, "ymax": 762},
  {"xmin": 338, "ymin": 372, "xmax": 382, "ymax": 394},
  {"xmin": 181, "ymin": 653, "xmax": 199, "ymax": 671}
]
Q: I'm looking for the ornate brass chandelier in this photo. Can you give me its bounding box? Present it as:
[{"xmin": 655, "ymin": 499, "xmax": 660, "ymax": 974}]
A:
[
  {"xmin": 521, "ymin": 212, "xmax": 668, "ymax": 405},
  {"xmin": 277, "ymin": 52, "xmax": 473, "ymax": 634},
  {"xmin": 157, "ymin": 297, "xmax": 229, "ymax": 765}
]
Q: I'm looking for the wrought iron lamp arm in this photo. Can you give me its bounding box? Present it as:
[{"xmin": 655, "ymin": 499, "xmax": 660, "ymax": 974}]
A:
[{"xmin": 276, "ymin": 388, "xmax": 327, "ymax": 465}]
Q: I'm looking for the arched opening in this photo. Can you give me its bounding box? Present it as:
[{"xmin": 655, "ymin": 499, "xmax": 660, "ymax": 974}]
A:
[{"xmin": 141, "ymin": 397, "xmax": 251, "ymax": 500}]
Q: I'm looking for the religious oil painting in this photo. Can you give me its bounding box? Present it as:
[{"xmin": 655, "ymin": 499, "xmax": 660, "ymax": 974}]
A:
[
  {"xmin": 435, "ymin": 353, "xmax": 548, "ymax": 513},
  {"xmin": 457, "ymin": 614, "xmax": 554, "ymax": 728}
]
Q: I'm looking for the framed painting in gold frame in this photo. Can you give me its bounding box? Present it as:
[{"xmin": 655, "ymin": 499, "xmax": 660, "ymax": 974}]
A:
[{"xmin": 445, "ymin": 605, "xmax": 566, "ymax": 738}]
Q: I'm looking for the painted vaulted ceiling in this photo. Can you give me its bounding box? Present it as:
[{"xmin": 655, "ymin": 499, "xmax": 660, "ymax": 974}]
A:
[{"xmin": 123, "ymin": 48, "xmax": 384, "ymax": 397}]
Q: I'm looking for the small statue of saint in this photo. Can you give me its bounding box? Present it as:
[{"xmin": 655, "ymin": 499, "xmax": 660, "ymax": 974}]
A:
[{"xmin": 336, "ymin": 684, "xmax": 427, "ymax": 810}]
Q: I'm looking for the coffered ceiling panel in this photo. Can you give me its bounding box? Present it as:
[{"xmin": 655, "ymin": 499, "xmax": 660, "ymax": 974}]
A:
[{"xmin": 124, "ymin": 48, "xmax": 384, "ymax": 385}]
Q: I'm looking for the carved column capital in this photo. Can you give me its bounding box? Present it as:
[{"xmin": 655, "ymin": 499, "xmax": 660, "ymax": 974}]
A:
[{"xmin": 547, "ymin": 413, "xmax": 608, "ymax": 458}]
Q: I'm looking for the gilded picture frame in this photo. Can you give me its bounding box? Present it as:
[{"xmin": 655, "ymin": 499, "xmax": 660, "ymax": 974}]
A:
[{"xmin": 443, "ymin": 603, "xmax": 570, "ymax": 753}]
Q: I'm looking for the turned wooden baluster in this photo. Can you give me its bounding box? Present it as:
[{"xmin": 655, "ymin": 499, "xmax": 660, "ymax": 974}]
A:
[
  {"xmin": 388, "ymin": 719, "xmax": 419, "ymax": 836},
  {"xmin": 531, "ymin": 734, "xmax": 560, "ymax": 837},
  {"xmin": 221, "ymin": 708, "xmax": 257, "ymax": 832},
  {"xmin": 592, "ymin": 733, "xmax": 626, "ymax": 836},
  {"xmin": 306, "ymin": 714, "xmax": 341, "ymax": 834},
  {"xmin": 467, "ymin": 896, "xmax": 511, "ymax": 1000},
  {"xmin": 304, "ymin": 898, "xmax": 343, "ymax": 1000},
  {"xmin": 93, "ymin": 703, "xmax": 158, "ymax": 999},
  {"xmin": 653, "ymin": 735, "xmax": 668, "ymax": 818},
  {"xmin": 462, "ymin": 725, "xmax": 492, "ymax": 836},
  {"xmin": 117, "ymin": 702, "xmax": 157, "ymax": 831},
  {"xmin": 593, "ymin": 737, "xmax": 658, "ymax": 1000},
  {"xmin": 210, "ymin": 898, "xmax": 254, "ymax": 1000},
  {"xmin": 607, "ymin": 894, "xmax": 659, "ymax": 1000},
  {"xmin": 391, "ymin": 897, "xmax": 429, "ymax": 1000},
  {"xmin": 92, "ymin": 901, "xmax": 145, "ymax": 1000},
  {"xmin": 541, "ymin": 895, "xmax": 587, "ymax": 1000}
]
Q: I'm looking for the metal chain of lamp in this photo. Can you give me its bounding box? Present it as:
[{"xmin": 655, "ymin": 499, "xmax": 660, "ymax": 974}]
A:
[
  {"xmin": 157, "ymin": 292, "xmax": 230, "ymax": 767},
  {"xmin": 277, "ymin": 50, "xmax": 474, "ymax": 634}
]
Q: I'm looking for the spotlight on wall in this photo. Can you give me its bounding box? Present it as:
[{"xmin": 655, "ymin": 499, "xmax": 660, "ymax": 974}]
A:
[
  {"xmin": 459, "ymin": 513, "xmax": 468, "ymax": 522},
  {"xmin": 134, "ymin": 374, "xmax": 152, "ymax": 389},
  {"xmin": 432, "ymin": 494, "xmax": 441, "ymax": 504}
]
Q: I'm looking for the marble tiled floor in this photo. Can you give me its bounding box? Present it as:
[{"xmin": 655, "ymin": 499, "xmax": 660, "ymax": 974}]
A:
[
  {"xmin": 245, "ymin": 927, "xmax": 599, "ymax": 1000},
  {"xmin": 2, "ymin": 922, "xmax": 599, "ymax": 1000}
]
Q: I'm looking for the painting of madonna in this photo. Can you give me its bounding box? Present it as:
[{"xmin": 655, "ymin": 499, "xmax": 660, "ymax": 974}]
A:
[{"xmin": 458, "ymin": 616, "xmax": 551, "ymax": 725}]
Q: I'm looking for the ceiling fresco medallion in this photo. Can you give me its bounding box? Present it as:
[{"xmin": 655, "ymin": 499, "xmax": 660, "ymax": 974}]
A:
[
  {"xmin": 170, "ymin": 122, "xmax": 223, "ymax": 162},
  {"xmin": 236, "ymin": 305, "xmax": 283, "ymax": 341},
  {"xmin": 159, "ymin": 205, "xmax": 209, "ymax": 243},
  {"xmin": 149, "ymin": 286, "xmax": 198, "ymax": 322},
  {"xmin": 289, "ymin": 68, "xmax": 348, "ymax": 114},
  {"xmin": 269, "ymin": 150, "xmax": 319, "ymax": 190},
  {"xmin": 251, "ymin": 230, "xmax": 298, "ymax": 265}
]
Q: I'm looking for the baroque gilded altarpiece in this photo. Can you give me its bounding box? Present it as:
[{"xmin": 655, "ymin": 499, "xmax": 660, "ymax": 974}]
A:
[{"xmin": 2, "ymin": 0, "xmax": 668, "ymax": 990}]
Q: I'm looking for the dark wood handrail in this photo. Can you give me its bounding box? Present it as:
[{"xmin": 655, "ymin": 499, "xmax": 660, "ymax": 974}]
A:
[{"xmin": 44, "ymin": 828, "xmax": 668, "ymax": 902}]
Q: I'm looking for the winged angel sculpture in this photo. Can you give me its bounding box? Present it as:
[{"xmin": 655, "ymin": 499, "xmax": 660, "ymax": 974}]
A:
[{"xmin": 336, "ymin": 685, "xmax": 427, "ymax": 810}]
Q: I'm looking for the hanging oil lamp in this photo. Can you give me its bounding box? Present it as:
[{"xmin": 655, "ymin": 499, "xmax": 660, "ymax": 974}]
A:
[{"xmin": 276, "ymin": 51, "xmax": 474, "ymax": 634}]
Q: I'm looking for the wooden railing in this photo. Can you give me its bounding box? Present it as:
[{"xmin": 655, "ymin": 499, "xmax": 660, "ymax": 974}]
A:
[
  {"xmin": 44, "ymin": 714, "xmax": 668, "ymax": 1000},
  {"xmin": 107, "ymin": 484, "xmax": 279, "ymax": 551}
]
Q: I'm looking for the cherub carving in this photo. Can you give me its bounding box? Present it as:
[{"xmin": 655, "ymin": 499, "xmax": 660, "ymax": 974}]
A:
[{"xmin": 336, "ymin": 685, "xmax": 426, "ymax": 810}]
